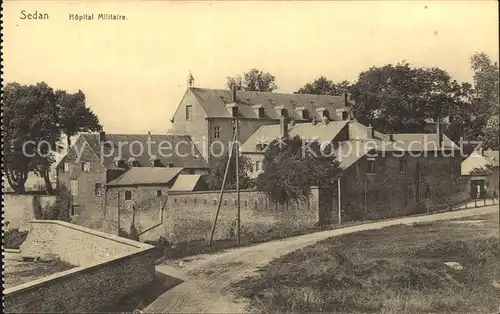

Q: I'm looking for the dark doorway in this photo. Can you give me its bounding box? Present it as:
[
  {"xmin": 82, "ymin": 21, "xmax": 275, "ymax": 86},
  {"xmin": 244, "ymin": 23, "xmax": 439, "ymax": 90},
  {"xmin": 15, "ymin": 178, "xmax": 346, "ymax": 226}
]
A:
[{"xmin": 470, "ymin": 180, "xmax": 485, "ymax": 199}]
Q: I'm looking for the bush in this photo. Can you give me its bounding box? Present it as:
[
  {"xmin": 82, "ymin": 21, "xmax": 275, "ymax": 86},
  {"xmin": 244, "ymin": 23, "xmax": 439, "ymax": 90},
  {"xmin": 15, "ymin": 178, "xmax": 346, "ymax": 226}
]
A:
[
  {"xmin": 3, "ymin": 229, "xmax": 29, "ymax": 249},
  {"xmin": 32, "ymin": 185, "xmax": 72, "ymax": 222},
  {"xmin": 32, "ymin": 194, "xmax": 44, "ymax": 219}
]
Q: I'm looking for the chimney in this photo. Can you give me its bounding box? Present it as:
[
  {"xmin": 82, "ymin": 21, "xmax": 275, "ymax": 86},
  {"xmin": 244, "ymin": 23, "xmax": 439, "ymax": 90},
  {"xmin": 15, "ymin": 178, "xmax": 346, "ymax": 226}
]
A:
[
  {"xmin": 367, "ymin": 125, "xmax": 373, "ymax": 139},
  {"xmin": 99, "ymin": 131, "xmax": 106, "ymax": 143},
  {"xmin": 147, "ymin": 131, "xmax": 152, "ymax": 142},
  {"xmin": 344, "ymin": 92, "xmax": 349, "ymax": 106},
  {"xmin": 280, "ymin": 116, "xmax": 289, "ymax": 138},
  {"xmin": 232, "ymin": 84, "xmax": 237, "ymax": 103}
]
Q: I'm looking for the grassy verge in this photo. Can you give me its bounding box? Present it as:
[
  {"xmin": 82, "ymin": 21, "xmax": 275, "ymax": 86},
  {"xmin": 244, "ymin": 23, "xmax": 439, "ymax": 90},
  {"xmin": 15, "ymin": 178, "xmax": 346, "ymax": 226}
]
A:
[
  {"xmin": 153, "ymin": 203, "xmax": 496, "ymax": 263},
  {"xmin": 233, "ymin": 213, "xmax": 500, "ymax": 313}
]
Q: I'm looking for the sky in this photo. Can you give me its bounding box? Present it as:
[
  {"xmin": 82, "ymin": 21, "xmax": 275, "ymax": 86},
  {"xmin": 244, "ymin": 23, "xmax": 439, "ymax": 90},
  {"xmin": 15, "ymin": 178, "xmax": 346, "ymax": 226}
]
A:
[{"xmin": 3, "ymin": 0, "xmax": 499, "ymax": 134}]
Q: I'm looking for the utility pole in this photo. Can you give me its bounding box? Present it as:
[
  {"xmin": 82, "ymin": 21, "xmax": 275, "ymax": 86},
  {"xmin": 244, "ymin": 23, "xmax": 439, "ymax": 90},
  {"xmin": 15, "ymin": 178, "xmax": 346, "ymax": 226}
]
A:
[
  {"xmin": 209, "ymin": 131, "xmax": 237, "ymax": 247},
  {"xmin": 235, "ymin": 118, "xmax": 241, "ymax": 246}
]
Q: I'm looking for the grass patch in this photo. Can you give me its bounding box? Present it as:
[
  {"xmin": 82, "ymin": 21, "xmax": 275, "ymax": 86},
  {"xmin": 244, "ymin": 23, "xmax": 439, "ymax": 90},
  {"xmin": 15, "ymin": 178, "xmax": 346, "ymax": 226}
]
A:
[{"xmin": 233, "ymin": 213, "xmax": 500, "ymax": 313}]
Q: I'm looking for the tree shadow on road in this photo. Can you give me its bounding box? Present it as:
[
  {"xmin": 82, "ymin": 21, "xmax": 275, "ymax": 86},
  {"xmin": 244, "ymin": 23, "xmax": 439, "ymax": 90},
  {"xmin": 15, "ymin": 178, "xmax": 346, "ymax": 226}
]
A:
[{"xmin": 99, "ymin": 271, "xmax": 184, "ymax": 313}]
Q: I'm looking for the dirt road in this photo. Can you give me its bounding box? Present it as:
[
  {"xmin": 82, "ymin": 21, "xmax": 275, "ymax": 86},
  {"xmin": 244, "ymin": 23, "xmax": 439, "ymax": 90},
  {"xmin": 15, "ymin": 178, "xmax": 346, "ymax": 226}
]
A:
[{"xmin": 143, "ymin": 205, "xmax": 499, "ymax": 313}]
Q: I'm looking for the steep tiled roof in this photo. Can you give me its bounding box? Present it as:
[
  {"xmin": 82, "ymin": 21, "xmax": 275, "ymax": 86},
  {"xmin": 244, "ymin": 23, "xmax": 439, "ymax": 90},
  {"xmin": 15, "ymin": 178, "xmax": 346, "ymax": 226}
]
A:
[
  {"xmin": 106, "ymin": 167, "xmax": 184, "ymax": 186},
  {"xmin": 190, "ymin": 88, "xmax": 351, "ymax": 120},
  {"xmin": 170, "ymin": 174, "xmax": 207, "ymax": 191},
  {"xmin": 240, "ymin": 120, "xmax": 349, "ymax": 153},
  {"xmin": 82, "ymin": 133, "xmax": 208, "ymax": 170},
  {"xmin": 462, "ymin": 150, "xmax": 500, "ymax": 175},
  {"xmin": 336, "ymin": 134, "xmax": 458, "ymax": 171}
]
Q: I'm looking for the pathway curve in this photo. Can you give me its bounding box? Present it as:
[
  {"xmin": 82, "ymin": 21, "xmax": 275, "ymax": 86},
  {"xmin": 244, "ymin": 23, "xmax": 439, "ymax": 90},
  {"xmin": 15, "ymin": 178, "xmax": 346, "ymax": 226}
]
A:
[{"xmin": 143, "ymin": 205, "xmax": 499, "ymax": 313}]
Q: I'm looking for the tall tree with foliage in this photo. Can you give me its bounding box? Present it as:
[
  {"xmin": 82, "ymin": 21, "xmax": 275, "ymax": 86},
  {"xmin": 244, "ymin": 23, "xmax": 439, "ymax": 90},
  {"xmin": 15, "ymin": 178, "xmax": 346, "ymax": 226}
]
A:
[
  {"xmin": 350, "ymin": 62, "xmax": 469, "ymax": 134},
  {"xmin": 226, "ymin": 68, "xmax": 278, "ymax": 92},
  {"xmin": 296, "ymin": 76, "xmax": 351, "ymax": 95},
  {"xmin": 470, "ymin": 52, "xmax": 499, "ymax": 149},
  {"xmin": 57, "ymin": 89, "xmax": 102, "ymax": 148},
  {"xmin": 256, "ymin": 135, "xmax": 341, "ymax": 205},
  {"xmin": 3, "ymin": 82, "xmax": 103, "ymax": 193},
  {"xmin": 3, "ymin": 82, "xmax": 60, "ymax": 193},
  {"xmin": 207, "ymin": 153, "xmax": 254, "ymax": 190}
]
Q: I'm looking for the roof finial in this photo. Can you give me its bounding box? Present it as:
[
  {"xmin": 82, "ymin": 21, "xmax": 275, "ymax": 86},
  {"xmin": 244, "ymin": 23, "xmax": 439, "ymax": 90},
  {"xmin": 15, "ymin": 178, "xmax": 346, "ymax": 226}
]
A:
[{"xmin": 187, "ymin": 71, "xmax": 195, "ymax": 88}]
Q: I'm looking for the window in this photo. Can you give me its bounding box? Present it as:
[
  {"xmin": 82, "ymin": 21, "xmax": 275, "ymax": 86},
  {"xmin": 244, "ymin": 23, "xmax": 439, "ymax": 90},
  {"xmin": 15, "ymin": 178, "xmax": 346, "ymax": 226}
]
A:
[
  {"xmin": 71, "ymin": 205, "xmax": 79, "ymax": 216},
  {"xmin": 168, "ymin": 163, "xmax": 175, "ymax": 167},
  {"xmin": 94, "ymin": 183, "xmax": 101, "ymax": 196},
  {"xmin": 342, "ymin": 111, "xmax": 349, "ymax": 120},
  {"xmin": 70, "ymin": 180, "xmax": 78, "ymax": 196},
  {"xmin": 367, "ymin": 159, "xmax": 375, "ymax": 175},
  {"xmin": 213, "ymin": 126, "xmax": 221, "ymax": 139},
  {"xmin": 156, "ymin": 190, "xmax": 162, "ymax": 197},
  {"xmin": 185, "ymin": 105, "xmax": 193, "ymax": 120},
  {"xmin": 399, "ymin": 159, "xmax": 407, "ymax": 174},
  {"xmin": 255, "ymin": 161, "xmax": 261, "ymax": 172},
  {"xmin": 63, "ymin": 162, "xmax": 70, "ymax": 173},
  {"xmin": 82, "ymin": 162, "xmax": 91, "ymax": 172},
  {"xmin": 125, "ymin": 191, "xmax": 132, "ymax": 201}
]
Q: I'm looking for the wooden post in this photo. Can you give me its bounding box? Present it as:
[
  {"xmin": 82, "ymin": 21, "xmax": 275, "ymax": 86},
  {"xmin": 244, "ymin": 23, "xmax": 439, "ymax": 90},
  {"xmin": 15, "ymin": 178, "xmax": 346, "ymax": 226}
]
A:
[
  {"xmin": 117, "ymin": 192, "xmax": 121, "ymax": 235},
  {"xmin": 364, "ymin": 176, "xmax": 367, "ymax": 214},
  {"xmin": 337, "ymin": 178, "xmax": 342, "ymax": 224},
  {"xmin": 235, "ymin": 118, "xmax": 241, "ymax": 246},
  {"xmin": 209, "ymin": 131, "xmax": 237, "ymax": 247}
]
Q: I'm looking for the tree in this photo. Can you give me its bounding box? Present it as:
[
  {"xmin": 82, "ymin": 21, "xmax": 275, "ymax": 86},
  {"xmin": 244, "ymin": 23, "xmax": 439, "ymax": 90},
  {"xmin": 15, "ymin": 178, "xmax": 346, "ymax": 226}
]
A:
[
  {"xmin": 256, "ymin": 135, "xmax": 341, "ymax": 205},
  {"xmin": 32, "ymin": 195, "xmax": 44, "ymax": 219},
  {"xmin": 3, "ymin": 82, "xmax": 60, "ymax": 193},
  {"xmin": 481, "ymin": 115, "xmax": 499, "ymax": 150},
  {"xmin": 3, "ymin": 82, "xmax": 103, "ymax": 193},
  {"xmin": 207, "ymin": 153, "xmax": 254, "ymax": 191},
  {"xmin": 31, "ymin": 185, "xmax": 72, "ymax": 221},
  {"xmin": 43, "ymin": 184, "xmax": 72, "ymax": 221},
  {"xmin": 226, "ymin": 68, "xmax": 278, "ymax": 92},
  {"xmin": 57, "ymin": 89, "xmax": 102, "ymax": 148},
  {"xmin": 470, "ymin": 52, "xmax": 499, "ymax": 149},
  {"xmin": 296, "ymin": 76, "xmax": 351, "ymax": 95},
  {"xmin": 350, "ymin": 62, "xmax": 468, "ymax": 134}
]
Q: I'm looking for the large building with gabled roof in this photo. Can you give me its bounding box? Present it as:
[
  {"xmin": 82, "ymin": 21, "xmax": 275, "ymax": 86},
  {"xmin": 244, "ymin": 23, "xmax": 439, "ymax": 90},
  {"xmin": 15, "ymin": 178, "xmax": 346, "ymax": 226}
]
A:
[{"xmin": 170, "ymin": 83, "xmax": 353, "ymax": 166}]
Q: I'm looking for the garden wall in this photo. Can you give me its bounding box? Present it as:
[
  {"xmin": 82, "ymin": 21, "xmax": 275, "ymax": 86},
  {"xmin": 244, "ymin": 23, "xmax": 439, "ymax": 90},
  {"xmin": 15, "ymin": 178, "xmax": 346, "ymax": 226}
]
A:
[
  {"xmin": 4, "ymin": 220, "xmax": 156, "ymax": 313},
  {"xmin": 3, "ymin": 194, "xmax": 56, "ymax": 231},
  {"xmin": 103, "ymin": 188, "xmax": 322, "ymax": 243}
]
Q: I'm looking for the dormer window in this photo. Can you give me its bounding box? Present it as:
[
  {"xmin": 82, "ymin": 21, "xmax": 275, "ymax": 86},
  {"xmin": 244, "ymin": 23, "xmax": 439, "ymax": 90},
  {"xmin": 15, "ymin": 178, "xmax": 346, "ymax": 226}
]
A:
[
  {"xmin": 256, "ymin": 143, "xmax": 268, "ymax": 151},
  {"xmin": 316, "ymin": 107, "xmax": 329, "ymax": 119},
  {"xmin": 252, "ymin": 104, "xmax": 265, "ymax": 118},
  {"xmin": 336, "ymin": 108, "xmax": 348, "ymax": 121},
  {"xmin": 150, "ymin": 155, "xmax": 162, "ymax": 167},
  {"xmin": 225, "ymin": 103, "xmax": 238, "ymax": 117},
  {"xmin": 295, "ymin": 106, "xmax": 310, "ymax": 120},
  {"xmin": 114, "ymin": 157, "xmax": 126, "ymax": 168},
  {"xmin": 274, "ymin": 105, "xmax": 288, "ymax": 117},
  {"xmin": 128, "ymin": 157, "xmax": 139, "ymax": 167}
]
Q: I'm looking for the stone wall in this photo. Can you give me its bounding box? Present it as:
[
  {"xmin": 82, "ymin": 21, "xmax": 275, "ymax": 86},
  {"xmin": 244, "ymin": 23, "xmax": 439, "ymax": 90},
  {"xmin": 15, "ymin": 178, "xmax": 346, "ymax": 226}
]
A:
[
  {"xmin": 3, "ymin": 194, "xmax": 56, "ymax": 231},
  {"xmin": 103, "ymin": 188, "xmax": 321, "ymax": 243},
  {"xmin": 338, "ymin": 153, "xmax": 469, "ymax": 222},
  {"xmin": 4, "ymin": 220, "xmax": 156, "ymax": 313}
]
